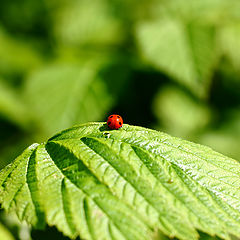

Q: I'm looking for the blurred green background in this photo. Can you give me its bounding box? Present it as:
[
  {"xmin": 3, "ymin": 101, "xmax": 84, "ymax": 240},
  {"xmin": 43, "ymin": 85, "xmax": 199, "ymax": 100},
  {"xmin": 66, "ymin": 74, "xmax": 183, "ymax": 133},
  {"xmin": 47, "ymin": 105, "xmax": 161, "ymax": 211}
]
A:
[{"xmin": 0, "ymin": 0, "xmax": 240, "ymax": 239}]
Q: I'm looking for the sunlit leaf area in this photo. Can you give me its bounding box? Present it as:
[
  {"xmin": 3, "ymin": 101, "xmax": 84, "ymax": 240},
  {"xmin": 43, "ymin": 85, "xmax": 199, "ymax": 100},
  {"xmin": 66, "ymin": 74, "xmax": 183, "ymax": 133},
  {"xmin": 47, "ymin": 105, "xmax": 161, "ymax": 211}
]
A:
[{"xmin": 0, "ymin": 0, "xmax": 240, "ymax": 239}]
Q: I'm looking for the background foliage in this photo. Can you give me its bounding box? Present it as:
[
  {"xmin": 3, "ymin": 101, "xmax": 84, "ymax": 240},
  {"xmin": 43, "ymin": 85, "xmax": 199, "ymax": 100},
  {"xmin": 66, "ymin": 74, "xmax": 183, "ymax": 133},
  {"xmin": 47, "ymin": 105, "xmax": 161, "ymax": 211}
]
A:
[{"xmin": 0, "ymin": 0, "xmax": 240, "ymax": 239}]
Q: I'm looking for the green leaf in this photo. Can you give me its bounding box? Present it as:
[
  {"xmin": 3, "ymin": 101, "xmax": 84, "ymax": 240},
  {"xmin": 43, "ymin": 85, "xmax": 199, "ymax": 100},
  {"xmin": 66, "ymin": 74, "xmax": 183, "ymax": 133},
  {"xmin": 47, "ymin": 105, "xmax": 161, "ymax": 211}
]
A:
[
  {"xmin": 53, "ymin": 0, "xmax": 124, "ymax": 47},
  {"xmin": 0, "ymin": 79, "xmax": 32, "ymax": 129},
  {"xmin": 199, "ymin": 110, "xmax": 240, "ymax": 162},
  {"xmin": 0, "ymin": 222, "xmax": 14, "ymax": 240},
  {"xmin": 218, "ymin": 23, "xmax": 240, "ymax": 69},
  {"xmin": 136, "ymin": 18, "xmax": 217, "ymax": 97},
  {"xmin": 152, "ymin": 86, "xmax": 211, "ymax": 137},
  {"xmin": 0, "ymin": 143, "xmax": 45, "ymax": 229},
  {"xmin": 152, "ymin": 0, "xmax": 240, "ymax": 23},
  {"xmin": 24, "ymin": 63, "xmax": 113, "ymax": 136},
  {"xmin": 0, "ymin": 27, "xmax": 42, "ymax": 76},
  {"xmin": 1, "ymin": 123, "xmax": 240, "ymax": 240}
]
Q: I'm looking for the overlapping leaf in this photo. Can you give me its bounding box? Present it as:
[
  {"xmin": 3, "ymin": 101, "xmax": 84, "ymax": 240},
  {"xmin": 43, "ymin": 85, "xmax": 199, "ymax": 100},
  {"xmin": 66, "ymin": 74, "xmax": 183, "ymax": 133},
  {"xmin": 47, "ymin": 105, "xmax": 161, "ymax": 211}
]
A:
[{"xmin": 0, "ymin": 123, "xmax": 240, "ymax": 240}]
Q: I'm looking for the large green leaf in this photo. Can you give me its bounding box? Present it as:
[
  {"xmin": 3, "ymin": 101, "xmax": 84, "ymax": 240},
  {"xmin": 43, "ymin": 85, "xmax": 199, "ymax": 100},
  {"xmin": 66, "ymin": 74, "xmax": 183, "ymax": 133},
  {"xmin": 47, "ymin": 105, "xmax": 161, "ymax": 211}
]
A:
[
  {"xmin": 1, "ymin": 123, "xmax": 240, "ymax": 240},
  {"xmin": 136, "ymin": 19, "xmax": 217, "ymax": 97}
]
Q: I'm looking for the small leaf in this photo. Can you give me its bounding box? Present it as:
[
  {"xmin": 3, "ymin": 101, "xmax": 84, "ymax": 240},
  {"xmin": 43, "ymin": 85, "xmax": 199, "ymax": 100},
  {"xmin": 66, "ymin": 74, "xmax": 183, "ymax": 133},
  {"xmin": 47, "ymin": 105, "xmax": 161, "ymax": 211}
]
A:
[
  {"xmin": 0, "ymin": 79, "xmax": 32, "ymax": 129},
  {"xmin": 152, "ymin": 86, "xmax": 211, "ymax": 137},
  {"xmin": 218, "ymin": 23, "xmax": 240, "ymax": 69},
  {"xmin": 24, "ymin": 64, "xmax": 113, "ymax": 136},
  {"xmin": 0, "ymin": 27, "xmax": 42, "ymax": 75},
  {"xmin": 1, "ymin": 123, "xmax": 240, "ymax": 240},
  {"xmin": 0, "ymin": 222, "xmax": 14, "ymax": 240},
  {"xmin": 54, "ymin": 0, "xmax": 124, "ymax": 46},
  {"xmin": 199, "ymin": 110, "xmax": 240, "ymax": 162},
  {"xmin": 136, "ymin": 18, "xmax": 217, "ymax": 97}
]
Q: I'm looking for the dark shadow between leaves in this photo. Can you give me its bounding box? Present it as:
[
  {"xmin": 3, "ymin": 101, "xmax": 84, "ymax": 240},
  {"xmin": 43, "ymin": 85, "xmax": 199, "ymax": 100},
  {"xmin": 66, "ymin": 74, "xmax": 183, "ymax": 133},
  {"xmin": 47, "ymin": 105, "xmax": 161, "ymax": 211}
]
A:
[{"xmin": 99, "ymin": 124, "xmax": 110, "ymax": 132}]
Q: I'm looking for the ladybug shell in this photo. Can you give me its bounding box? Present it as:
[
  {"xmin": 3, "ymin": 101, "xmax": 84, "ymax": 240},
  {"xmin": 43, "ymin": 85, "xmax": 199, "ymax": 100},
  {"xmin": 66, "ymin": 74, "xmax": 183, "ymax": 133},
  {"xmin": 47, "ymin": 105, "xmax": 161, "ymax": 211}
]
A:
[{"xmin": 107, "ymin": 115, "xmax": 123, "ymax": 130}]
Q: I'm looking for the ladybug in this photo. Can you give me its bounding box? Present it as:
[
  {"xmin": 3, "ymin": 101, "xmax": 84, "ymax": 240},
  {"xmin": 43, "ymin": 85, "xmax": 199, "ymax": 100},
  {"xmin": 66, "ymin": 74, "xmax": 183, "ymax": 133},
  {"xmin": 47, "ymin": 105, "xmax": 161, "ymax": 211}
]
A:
[{"xmin": 107, "ymin": 114, "xmax": 123, "ymax": 130}]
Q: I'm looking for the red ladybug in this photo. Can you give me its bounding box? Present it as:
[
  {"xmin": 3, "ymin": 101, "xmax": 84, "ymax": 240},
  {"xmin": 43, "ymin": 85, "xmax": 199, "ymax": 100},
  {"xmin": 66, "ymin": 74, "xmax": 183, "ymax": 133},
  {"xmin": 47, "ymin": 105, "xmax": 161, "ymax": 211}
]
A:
[{"xmin": 107, "ymin": 114, "xmax": 123, "ymax": 130}]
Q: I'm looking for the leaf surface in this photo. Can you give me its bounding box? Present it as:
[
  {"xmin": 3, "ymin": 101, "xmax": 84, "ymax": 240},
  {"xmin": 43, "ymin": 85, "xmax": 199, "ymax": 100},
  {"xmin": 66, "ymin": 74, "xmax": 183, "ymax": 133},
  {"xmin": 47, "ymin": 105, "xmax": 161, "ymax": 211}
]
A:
[{"xmin": 1, "ymin": 123, "xmax": 240, "ymax": 240}]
